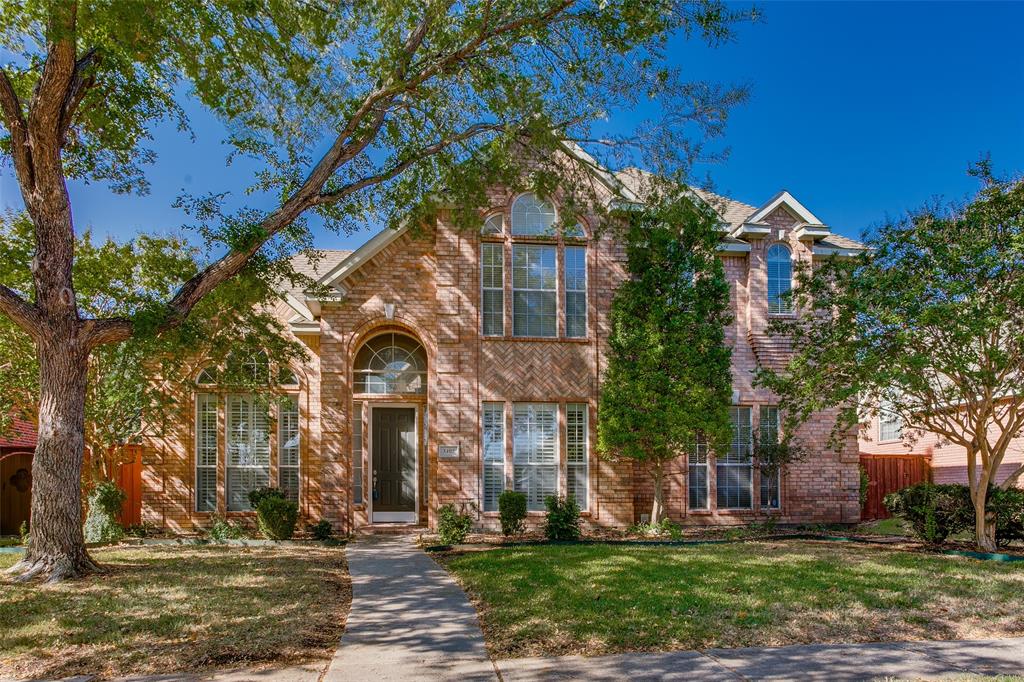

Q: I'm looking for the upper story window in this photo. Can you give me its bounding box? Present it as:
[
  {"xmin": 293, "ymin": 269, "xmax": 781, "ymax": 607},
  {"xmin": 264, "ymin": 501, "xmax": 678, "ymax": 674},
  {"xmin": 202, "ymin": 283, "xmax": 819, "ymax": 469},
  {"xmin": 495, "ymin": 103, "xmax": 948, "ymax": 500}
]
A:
[
  {"xmin": 511, "ymin": 194, "xmax": 557, "ymax": 236},
  {"xmin": 879, "ymin": 407, "xmax": 903, "ymax": 442},
  {"xmin": 480, "ymin": 193, "xmax": 588, "ymax": 339},
  {"xmin": 767, "ymin": 244, "xmax": 793, "ymax": 315},
  {"xmin": 354, "ymin": 333, "xmax": 427, "ymax": 395}
]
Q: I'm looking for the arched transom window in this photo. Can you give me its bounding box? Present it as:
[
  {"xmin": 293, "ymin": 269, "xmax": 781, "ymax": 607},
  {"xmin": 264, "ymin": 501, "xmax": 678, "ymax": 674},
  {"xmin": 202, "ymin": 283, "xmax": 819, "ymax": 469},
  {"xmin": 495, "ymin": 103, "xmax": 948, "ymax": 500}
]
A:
[
  {"xmin": 354, "ymin": 333, "xmax": 427, "ymax": 395},
  {"xmin": 766, "ymin": 243, "xmax": 793, "ymax": 314},
  {"xmin": 511, "ymin": 193, "xmax": 557, "ymax": 236}
]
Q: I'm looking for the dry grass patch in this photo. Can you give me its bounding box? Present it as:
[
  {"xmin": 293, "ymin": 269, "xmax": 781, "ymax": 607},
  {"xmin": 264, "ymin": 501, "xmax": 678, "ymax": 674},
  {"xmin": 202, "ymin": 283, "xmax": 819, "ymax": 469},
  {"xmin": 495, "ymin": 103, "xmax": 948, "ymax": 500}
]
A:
[
  {"xmin": 441, "ymin": 540, "xmax": 1024, "ymax": 658},
  {"xmin": 0, "ymin": 544, "xmax": 350, "ymax": 680}
]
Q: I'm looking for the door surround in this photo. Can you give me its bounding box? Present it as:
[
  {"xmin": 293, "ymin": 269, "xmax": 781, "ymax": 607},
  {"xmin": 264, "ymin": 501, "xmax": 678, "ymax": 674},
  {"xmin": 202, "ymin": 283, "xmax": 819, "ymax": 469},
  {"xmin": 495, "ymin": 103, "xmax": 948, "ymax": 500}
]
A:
[{"xmin": 368, "ymin": 403, "xmax": 419, "ymax": 523}]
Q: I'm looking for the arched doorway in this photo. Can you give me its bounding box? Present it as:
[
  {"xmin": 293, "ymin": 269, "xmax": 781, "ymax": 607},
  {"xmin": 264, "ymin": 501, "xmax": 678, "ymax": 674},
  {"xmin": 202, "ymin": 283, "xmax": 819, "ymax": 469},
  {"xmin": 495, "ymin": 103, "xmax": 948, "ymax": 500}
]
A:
[
  {"xmin": 353, "ymin": 332, "xmax": 428, "ymax": 523},
  {"xmin": 1, "ymin": 452, "xmax": 33, "ymax": 536}
]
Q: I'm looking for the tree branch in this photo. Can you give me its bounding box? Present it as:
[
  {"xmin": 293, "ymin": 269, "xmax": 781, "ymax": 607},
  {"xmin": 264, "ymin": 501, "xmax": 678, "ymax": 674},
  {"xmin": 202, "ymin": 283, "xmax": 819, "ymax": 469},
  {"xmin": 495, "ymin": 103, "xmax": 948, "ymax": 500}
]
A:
[
  {"xmin": 0, "ymin": 285, "xmax": 44, "ymax": 340},
  {"xmin": 58, "ymin": 46, "xmax": 99, "ymax": 143},
  {"xmin": 0, "ymin": 68, "xmax": 33, "ymax": 189}
]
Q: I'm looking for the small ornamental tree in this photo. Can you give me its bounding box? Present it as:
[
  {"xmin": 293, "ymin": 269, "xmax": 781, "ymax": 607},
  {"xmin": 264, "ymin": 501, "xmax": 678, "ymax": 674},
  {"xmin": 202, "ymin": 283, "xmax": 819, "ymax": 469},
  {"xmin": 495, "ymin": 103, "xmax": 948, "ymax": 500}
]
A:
[
  {"xmin": 598, "ymin": 193, "xmax": 733, "ymax": 523},
  {"xmin": 757, "ymin": 163, "xmax": 1024, "ymax": 552}
]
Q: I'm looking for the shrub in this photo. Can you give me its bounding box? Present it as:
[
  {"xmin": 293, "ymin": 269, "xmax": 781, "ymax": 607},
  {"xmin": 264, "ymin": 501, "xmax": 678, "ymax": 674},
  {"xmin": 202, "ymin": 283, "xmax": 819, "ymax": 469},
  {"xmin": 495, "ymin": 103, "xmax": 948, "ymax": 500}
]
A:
[
  {"xmin": 630, "ymin": 517, "xmax": 682, "ymax": 539},
  {"xmin": 247, "ymin": 486, "xmax": 286, "ymax": 509},
  {"xmin": 544, "ymin": 495, "xmax": 581, "ymax": 541},
  {"xmin": 437, "ymin": 504, "xmax": 474, "ymax": 546},
  {"xmin": 989, "ymin": 486, "xmax": 1024, "ymax": 547},
  {"xmin": 206, "ymin": 516, "xmax": 247, "ymax": 542},
  {"xmin": 498, "ymin": 490, "xmax": 527, "ymax": 537},
  {"xmin": 256, "ymin": 496, "xmax": 299, "ymax": 540},
  {"xmin": 83, "ymin": 480, "xmax": 127, "ymax": 544},
  {"xmin": 19, "ymin": 520, "xmax": 29, "ymax": 546},
  {"xmin": 884, "ymin": 483, "xmax": 973, "ymax": 544},
  {"xmin": 310, "ymin": 519, "xmax": 334, "ymax": 541},
  {"xmin": 859, "ymin": 465, "xmax": 870, "ymax": 508}
]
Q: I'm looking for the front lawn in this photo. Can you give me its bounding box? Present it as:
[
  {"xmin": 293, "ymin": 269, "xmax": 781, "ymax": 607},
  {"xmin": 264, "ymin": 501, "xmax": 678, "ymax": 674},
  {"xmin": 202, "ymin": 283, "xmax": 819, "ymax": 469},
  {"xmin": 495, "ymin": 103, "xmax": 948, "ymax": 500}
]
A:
[
  {"xmin": 442, "ymin": 540, "xmax": 1024, "ymax": 658},
  {"xmin": 0, "ymin": 545, "xmax": 350, "ymax": 680}
]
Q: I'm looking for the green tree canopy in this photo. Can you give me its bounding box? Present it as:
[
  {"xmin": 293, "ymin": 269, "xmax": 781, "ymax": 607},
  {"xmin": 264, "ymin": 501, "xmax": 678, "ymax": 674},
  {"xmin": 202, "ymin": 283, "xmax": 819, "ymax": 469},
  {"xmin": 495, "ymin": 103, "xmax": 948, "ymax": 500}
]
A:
[
  {"xmin": 597, "ymin": 191, "xmax": 733, "ymax": 523},
  {"xmin": 756, "ymin": 162, "xmax": 1024, "ymax": 551}
]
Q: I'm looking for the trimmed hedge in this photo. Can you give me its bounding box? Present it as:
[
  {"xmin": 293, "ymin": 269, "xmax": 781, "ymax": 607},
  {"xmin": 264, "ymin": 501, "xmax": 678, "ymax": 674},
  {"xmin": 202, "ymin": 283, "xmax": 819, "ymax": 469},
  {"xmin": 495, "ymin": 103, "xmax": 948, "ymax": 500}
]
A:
[{"xmin": 498, "ymin": 490, "xmax": 527, "ymax": 537}]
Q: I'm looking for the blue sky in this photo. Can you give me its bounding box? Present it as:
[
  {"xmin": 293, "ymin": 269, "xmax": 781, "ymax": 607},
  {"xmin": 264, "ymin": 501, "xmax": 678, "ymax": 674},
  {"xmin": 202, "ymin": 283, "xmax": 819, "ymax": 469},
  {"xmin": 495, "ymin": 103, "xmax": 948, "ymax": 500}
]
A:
[{"xmin": 1, "ymin": 1, "xmax": 1022, "ymax": 250}]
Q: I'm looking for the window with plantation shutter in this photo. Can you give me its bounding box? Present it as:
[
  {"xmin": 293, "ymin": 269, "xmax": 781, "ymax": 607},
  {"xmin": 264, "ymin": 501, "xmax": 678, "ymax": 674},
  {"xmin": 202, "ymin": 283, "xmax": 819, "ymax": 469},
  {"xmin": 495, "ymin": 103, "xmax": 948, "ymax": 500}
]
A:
[
  {"xmin": 512, "ymin": 245, "xmax": 557, "ymax": 337},
  {"xmin": 226, "ymin": 395, "xmax": 271, "ymax": 511},
  {"xmin": 566, "ymin": 403, "xmax": 588, "ymax": 511},
  {"xmin": 195, "ymin": 393, "xmax": 218, "ymax": 512},
  {"xmin": 481, "ymin": 243, "xmax": 504, "ymax": 336},
  {"xmin": 482, "ymin": 403, "xmax": 505, "ymax": 511},
  {"xmin": 688, "ymin": 435, "xmax": 709, "ymax": 510},
  {"xmin": 759, "ymin": 406, "xmax": 780, "ymax": 509},
  {"xmin": 717, "ymin": 406, "xmax": 753, "ymax": 509},
  {"xmin": 278, "ymin": 396, "xmax": 300, "ymax": 503},
  {"xmin": 513, "ymin": 403, "xmax": 557, "ymax": 510}
]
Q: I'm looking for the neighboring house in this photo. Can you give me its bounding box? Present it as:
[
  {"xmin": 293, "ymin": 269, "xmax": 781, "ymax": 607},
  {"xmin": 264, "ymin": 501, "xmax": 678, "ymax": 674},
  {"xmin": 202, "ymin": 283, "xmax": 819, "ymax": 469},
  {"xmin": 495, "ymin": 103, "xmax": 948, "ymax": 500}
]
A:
[
  {"xmin": 0, "ymin": 417, "xmax": 36, "ymax": 536},
  {"xmin": 859, "ymin": 410, "xmax": 1024, "ymax": 486},
  {"xmin": 141, "ymin": 166, "xmax": 866, "ymax": 534}
]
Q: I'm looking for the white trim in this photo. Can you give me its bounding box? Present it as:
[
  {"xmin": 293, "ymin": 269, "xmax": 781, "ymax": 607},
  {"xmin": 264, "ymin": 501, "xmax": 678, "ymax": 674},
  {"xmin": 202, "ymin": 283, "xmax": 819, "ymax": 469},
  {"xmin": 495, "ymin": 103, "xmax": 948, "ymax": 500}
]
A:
[
  {"xmin": 283, "ymin": 292, "xmax": 314, "ymax": 321},
  {"xmin": 316, "ymin": 220, "xmax": 412, "ymax": 291},
  {"xmin": 369, "ymin": 403, "xmax": 420, "ymax": 524},
  {"xmin": 717, "ymin": 241, "xmax": 752, "ymax": 253},
  {"xmin": 289, "ymin": 320, "xmax": 321, "ymax": 334},
  {"xmin": 793, "ymin": 223, "xmax": 831, "ymax": 241},
  {"xmin": 745, "ymin": 190, "xmax": 827, "ymax": 228},
  {"xmin": 812, "ymin": 245, "xmax": 863, "ymax": 259},
  {"xmin": 731, "ymin": 223, "xmax": 772, "ymax": 239}
]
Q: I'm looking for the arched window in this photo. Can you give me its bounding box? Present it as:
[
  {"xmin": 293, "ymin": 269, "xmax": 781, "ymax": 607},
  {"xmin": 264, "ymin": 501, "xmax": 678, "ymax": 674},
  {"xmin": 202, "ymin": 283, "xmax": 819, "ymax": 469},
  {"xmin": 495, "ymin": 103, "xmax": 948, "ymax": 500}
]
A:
[
  {"xmin": 766, "ymin": 244, "xmax": 793, "ymax": 314},
  {"xmin": 481, "ymin": 213, "xmax": 504, "ymax": 235},
  {"xmin": 354, "ymin": 333, "xmax": 427, "ymax": 395},
  {"xmin": 510, "ymin": 193, "xmax": 556, "ymax": 236},
  {"xmin": 196, "ymin": 366, "xmax": 218, "ymax": 386}
]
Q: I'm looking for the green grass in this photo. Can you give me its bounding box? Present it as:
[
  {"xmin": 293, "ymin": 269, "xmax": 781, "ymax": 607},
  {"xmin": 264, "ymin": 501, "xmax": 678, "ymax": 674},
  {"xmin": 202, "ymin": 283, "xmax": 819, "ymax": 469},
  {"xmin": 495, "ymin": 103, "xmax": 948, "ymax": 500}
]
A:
[
  {"xmin": 442, "ymin": 540, "xmax": 1024, "ymax": 658},
  {"xmin": 856, "ymin": 517, "xmax": 911, "ymax": 536},
  {"xmin": 0, "ymin": 545, "xmax": 350, "ymax": 680}
]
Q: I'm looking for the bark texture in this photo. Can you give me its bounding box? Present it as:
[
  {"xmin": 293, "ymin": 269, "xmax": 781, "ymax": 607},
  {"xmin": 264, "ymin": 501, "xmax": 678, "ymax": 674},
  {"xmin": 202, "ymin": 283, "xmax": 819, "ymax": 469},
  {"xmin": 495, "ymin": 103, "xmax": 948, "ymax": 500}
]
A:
[{"xmin": 650, "ymin": 464, "xmax": 666, "ymax": 524}]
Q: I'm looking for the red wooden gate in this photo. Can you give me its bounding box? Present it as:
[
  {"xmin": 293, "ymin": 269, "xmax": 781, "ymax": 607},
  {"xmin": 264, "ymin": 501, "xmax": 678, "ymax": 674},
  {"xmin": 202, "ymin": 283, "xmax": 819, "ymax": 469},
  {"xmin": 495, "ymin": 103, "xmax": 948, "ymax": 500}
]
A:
[
  {"xmin": 859, "ymin": 454, "xmax": 931, "ymax": 520},
  {"xmin": 115, "ymin": 446, "xmax": 143, "ymax": 527}
]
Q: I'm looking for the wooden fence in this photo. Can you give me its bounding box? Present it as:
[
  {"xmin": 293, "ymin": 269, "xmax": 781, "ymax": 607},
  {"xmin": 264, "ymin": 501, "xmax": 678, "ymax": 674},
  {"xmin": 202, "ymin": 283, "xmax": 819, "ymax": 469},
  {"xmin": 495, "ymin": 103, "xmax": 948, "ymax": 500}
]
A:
[
  {"xmin": 859, "ymin": 453, "xmax": 932, "ymax": 520},
  {"xmin": 114, "ymin": 446, "xmax": 143, "ymax": 527}
]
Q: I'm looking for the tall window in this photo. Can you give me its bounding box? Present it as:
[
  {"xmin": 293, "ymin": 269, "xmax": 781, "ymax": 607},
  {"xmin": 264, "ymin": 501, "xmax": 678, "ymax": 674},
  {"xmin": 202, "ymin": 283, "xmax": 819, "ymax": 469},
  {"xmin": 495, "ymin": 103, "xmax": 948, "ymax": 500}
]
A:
[
  {"xmin": 718, "ymin": 406, "xmax": 753, "ymax": 509},
  {"xmin": 512, "ymin": 245, "xmax": 557, "ymax": 337},
  {"xmin": 511, "ymin": 193, "xmax": 556, "ymax": 236},
  {"xmin": 759, "ymin": 406, "xmax": 781, "ymax": 510},
  {"xmin": 354, "ymin": 333, "xmax": 427, "ymax": 395},
  {"xmin": 513, "ymin": 403, "xmax": 558, "ymax": 510},
  {"xmin": 566, "ymin": 403, "xmax": 588, "ymax": 511},
  {"xmin": 352, "ymin": 401, "xmax": 364, "ymax": 504},
  {"xmin": 226, "ymin": 395, "xmax": 271, "ymax": 511},
  {"xmin": 482, "ymin": 403, "xmax": 505, "ymax": 511},
  {"xmin": 481, "ymin": 242, "xmax": 504, "ymax": 336},
  {"xmin": 879, "ymin": 407, "xmax": 903, "ymax": 442},
  {"xmin": 767, "ymin": 244, "xmax": 793, "ymax": 314},
  {"xmin": 564, "ymin": 246, "xmax": 587, "ymax": 338},
  {"xmin": 195, "ymin": 393, "xmax": 218, "ymax": 512},
  {"xmin": 688, "ymin": 435, "xmax": 709, "ymax": 510},
  {"xmin": 278, "ymin": 396, "xmax": 300, "ymax": 503}
]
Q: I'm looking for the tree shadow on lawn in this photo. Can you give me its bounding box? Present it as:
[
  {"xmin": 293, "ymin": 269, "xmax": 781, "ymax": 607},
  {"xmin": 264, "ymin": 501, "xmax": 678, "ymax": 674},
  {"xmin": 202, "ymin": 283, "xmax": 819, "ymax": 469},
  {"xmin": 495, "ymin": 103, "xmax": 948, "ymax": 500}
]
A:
[
  {"xmin": 446, "ymin": 540, "xmax": 1024, "ymax": 658},
  {"xmin": 0, "ymin": 545, "xmax": 350, "ymax": 680}
]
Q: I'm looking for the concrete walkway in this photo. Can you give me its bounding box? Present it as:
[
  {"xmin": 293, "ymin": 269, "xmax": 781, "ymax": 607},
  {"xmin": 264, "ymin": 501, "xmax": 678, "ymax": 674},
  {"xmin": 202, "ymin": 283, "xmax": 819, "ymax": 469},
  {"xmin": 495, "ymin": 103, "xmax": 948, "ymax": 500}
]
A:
[{"xmin": 323, "ymin": 535, "xmax": 494, "ymax": 681}]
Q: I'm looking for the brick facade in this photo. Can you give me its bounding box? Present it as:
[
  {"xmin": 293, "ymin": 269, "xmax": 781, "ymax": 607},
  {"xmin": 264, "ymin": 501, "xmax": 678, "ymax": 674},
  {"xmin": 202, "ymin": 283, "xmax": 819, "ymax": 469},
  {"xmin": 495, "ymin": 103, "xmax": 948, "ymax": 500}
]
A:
[{"xmin": 141, "ymin": 188, "xmax": 863, "ymax": 534}]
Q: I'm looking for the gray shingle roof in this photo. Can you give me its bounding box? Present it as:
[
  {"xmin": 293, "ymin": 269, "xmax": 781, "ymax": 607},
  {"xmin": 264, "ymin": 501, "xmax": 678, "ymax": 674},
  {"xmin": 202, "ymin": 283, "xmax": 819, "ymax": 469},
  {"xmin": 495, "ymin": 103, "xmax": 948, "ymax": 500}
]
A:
[{"xmin": 282, "ymin": 249, "xmax": 352, "ymax": 302}]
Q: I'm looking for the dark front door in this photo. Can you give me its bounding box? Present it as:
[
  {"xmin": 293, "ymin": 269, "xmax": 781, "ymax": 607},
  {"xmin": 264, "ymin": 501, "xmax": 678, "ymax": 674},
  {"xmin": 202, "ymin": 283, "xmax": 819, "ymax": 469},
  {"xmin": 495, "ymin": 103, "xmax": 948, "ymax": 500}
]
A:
[
  {"xmin": 372, "ymin": 408, "xmax": 417, "ymax": 516},
  {"xmin": 1, "ymin": 453, "xmax": 33, "ymax": 536}
]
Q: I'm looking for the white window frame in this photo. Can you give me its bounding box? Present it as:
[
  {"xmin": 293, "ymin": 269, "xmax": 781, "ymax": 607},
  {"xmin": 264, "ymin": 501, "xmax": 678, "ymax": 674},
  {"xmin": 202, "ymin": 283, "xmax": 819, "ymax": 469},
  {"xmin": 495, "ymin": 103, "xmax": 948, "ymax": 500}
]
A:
[
  {"xmin": 512, "ymin": 244, "xmax": 558, "ymax": 338},
  {"xmin": 195, "ymin": 393, "xmax": 218, "ymax": 513},
  {"xmin": 225, "ymin": 394, "xmax": 271, "ymax": 512},
  {"xmin": 565, "ymin": 403, "xmax": 588, "ymax": 511},
  {"xmin": 482, "ymin": 402, "xmax": 505, "ymax": 512},
  {"xmin": 717, "ymin": 406, "xmax": 754, "ymax": 510},
  {"xmin": 481, "ymin": 241, "xmax": 504, "ymax": 337},
  {"xmin": 511, "ymin": 193, "xmax": 557, "ymax": 236},
  {"xmin": 759, "ymin": 406, "xmax": 781, "ymax": 510},
  {"xmin": 879, "ymin": 408, "xmax": 903, "ymax": 442},
  {"xmin": 278, "ymin": 395, "xmax": 300, "ymax": 503},
  {"xmin": 512, "ymin": 403, "xmax": 559, "ymax": 511},
  {"xmin": 564, "ymin": 246, "xmax": 587, "ymax": 338},
  {"xmin": 688, "ymin": 436, "xmax": 709, "ymax": 510},
  {"xmin": 352, "ymin": 401, "xmax": 364, "ymax": 505},
  {"xmin": 767, "ymin": 243, "xmax": 794, "ymax": 315}
]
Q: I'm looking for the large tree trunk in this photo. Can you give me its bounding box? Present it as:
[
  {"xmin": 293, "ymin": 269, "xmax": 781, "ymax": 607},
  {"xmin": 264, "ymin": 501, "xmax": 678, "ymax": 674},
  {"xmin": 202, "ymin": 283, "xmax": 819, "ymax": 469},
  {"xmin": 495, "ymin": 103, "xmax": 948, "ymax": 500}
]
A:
[
  {"xmin": 650, "ymin": 462, "xmax": 666, "ymax": 524},
  {"xmin": 8, "ymin": 338, "xmax": 99, "ymax": 582},
  {"xmin": 971, "ymin": 485, "xmax": 997, "ymax": 552}
]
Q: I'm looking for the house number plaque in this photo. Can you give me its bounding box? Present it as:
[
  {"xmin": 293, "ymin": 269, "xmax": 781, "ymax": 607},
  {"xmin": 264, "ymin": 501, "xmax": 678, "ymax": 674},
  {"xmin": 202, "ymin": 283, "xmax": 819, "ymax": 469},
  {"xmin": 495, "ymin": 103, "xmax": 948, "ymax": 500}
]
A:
[{"xmin": 438, "ymin": 444, "xmax": 460, "ymax": 460}]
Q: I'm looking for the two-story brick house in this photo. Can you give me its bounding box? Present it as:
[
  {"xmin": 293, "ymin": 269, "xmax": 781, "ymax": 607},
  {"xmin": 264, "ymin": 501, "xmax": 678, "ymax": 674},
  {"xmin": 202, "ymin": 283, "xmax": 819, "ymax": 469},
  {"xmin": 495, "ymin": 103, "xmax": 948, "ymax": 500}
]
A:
[{"xmin": 140, "ymin": 168, "xmax": 866, "ymax": 534}]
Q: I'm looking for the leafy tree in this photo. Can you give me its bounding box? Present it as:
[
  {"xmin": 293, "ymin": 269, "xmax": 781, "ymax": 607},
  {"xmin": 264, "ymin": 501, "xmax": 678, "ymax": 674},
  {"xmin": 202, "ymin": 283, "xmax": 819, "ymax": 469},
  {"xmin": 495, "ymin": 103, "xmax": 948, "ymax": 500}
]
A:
[
  {"xmin": 597, "ymin": 193, "xmax": 733, "ymax": 523},
  {"xmin": 756, "ymin": 163, "xmax": 1024, "ymax": 551},
  {"xmin": 0, "ymin": 1, "xmax": 751, "ymax": 579},
  {"xmin": 0, "ymin": 212, "xmax": 306, "ymax": 573}
]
